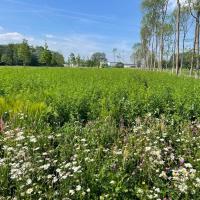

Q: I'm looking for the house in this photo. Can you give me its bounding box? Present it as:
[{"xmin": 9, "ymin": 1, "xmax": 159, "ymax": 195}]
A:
[{"xmin": 100, "ymin": 61, "xmax": 108, "ymax": 68}]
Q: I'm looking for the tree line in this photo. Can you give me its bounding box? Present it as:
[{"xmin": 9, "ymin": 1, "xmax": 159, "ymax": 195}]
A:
[
  {"xmin": 132, "ymin": 0, "xmax": 200, "ymax": 76},
  {"xmin": 0, "ymin": 40, "xmax": 65, "ymax": 66},
  {"xmin": 67, "ymin": 52, "xmax": 108, "ymax": 67},
  {"xmin": 0, "ymin": 39, "xmax": 109, "ymax": 68}
]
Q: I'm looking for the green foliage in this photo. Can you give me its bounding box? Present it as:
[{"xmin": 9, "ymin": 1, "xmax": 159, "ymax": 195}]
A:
[
  {"xmin": 18, "ymin": 39, "xmax": 31, "ymax": 66},
  {"xmin": 0, "ymin": 44, "xmax": 19, "ymax": 65},
  {"xmin": 169, "ymin": 51, "xmax": 194, "ymax": 69},
  {"xmin": 91, "ymin": 52, "xmax": 107, "ymax": 67},
  {"xmin": 0, "ymin": 41, "xmax": 64, "ymax": 67},
  {"xmin": 67, "ymin": 52, "xmax": 108, "ymax": 68},
  {"xmin": 1, "ymin": 53, "xmax": 12, "ymax": 65},
  {"xmin": 68, "ymin": 53, "xmax": 76, "ymax": 66},
  {"xmin": 0, "ymin": 68, "xmax": 200, "ymax": 199},
  {"xmin": 115, "ymin": 62, "xmax": 124, "ymax": 68},
  {"xmin": 39, "ymin": 43, "xmax": 52, "ymax": 66},
  {"xmin": 1, "ymin": 67, "xmax": 200, "ymax": 125}
]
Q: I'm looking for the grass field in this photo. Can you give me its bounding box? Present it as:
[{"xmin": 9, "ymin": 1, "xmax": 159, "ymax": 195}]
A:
[{"xmin": 0, "ymin": 67, "xmax": 200, "ymax": 199}]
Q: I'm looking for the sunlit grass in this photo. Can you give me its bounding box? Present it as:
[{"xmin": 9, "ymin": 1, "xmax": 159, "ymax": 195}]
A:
[{"xmin": 0, "ymin": 67, "xmax": 200, "ymax": 199}]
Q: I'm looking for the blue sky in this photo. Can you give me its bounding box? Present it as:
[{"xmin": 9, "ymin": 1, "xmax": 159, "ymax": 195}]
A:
[{"xmin": 0, "ymin": 0, "xmax": 142, "ymax": 62}]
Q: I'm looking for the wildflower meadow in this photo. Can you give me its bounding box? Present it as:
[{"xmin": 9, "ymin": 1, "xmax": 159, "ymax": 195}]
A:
[{"xmin": 0, "ymin": 67, "xmax": 200, "ymax": 199}]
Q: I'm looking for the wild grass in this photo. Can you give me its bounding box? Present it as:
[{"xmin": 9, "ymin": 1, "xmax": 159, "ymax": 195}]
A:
[{"xmin": 0, "ymin": 67, "xmax": 200, "ymax": 199}]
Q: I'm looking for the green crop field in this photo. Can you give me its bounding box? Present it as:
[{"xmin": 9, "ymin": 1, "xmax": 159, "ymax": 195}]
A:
[{"xmin": 0, "ymin": 67, "xmax": 200, "ymax": 199}]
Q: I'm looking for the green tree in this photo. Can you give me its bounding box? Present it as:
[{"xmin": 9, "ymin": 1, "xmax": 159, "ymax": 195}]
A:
[
  {"xmin": 91, "ymin": 52, "xmax": 107, "ymax": 67},
  {"xmin": 39, "ymin": 43, "xmax": 52, "ymax": 66},
  {"xmin": 18, "ymin": 39, "xmax": 31, "ymax": 66},
  {"xmin": 1, "ymin": 53, "xmax": 12, "ymax": 65},
  {"xmin": 175, "ymin": 0, "xmax": 181, "ymax": 75},
  {"xmin": 76, "ymin": 55, "xmax": 81, "ymax": 67},
  {"xmin": 131, "ymin": 43, "xmax": 145, "ymax": 67},
  {"xmin": 51, "ymin": 52, "xmax": 65, "ymax": 66},
  {"xmin": 0, "ymin": 42, "xmax": 65, "ymax": 66},
  {"xmin": 68, "ymin": 53, "xmax": 76, "ymax": 67},
  {"xmin": 179, "ymin": 6, "xmax": 190, "ymax": 72},
  {"xmin": 188, "ymin": 0, "xmax": 200, "ymax": 77},
  {"xmin": 142, "ymin": 0, "xmax": 170, "ymax": 70},
  {"xmin": 30, "ymin": 46, "xmax": 43, "ymax": 66},
  {"xmin": 140, "ymin": 23, "xmax": 152, "ymax": 68}
]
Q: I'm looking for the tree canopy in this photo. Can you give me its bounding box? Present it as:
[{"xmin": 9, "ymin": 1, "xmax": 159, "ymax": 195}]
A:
[{"xmin": 0, "ymin": 41, "xmax": 65, "ymax": 67}]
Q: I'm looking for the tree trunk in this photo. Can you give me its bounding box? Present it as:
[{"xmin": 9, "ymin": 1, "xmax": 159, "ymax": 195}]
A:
[
  {"xmin": 180, "ymin": 32, "xmax": 186, "ymax": 74},
  {"xmin": 190, "ymin": 22, "xmax": 197, "ymax": 76},
  {"xmin": 158, "ymin": 0, "xmax": 169, "ymax": 71},
  {"xmin": 159, "ymin": 34, "xmax": 164, "ymax": 70},
  {"xmin": 151, "ymin": 34, "xmax": 155, "ymax": 70},
  {"xmin": 172, "ymin": 33, "xmax": 176, "ymax": 74},
  {"xmin": 195, "ymin": 12, "xmax": 200, "ymax": 78},
  {"xmin": 176, "ymin": 0, "xmax": 181, "ymax": 76},
  {"xmin": 154, "ymin": 33, "xmax": 158, "ymax": 70}
]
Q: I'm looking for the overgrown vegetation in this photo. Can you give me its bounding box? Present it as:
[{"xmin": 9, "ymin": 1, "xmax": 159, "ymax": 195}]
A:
[
  {"xmin": 0, "ymin": 67, "xmax": 200, "ymax": 199},
  {"xmin": 0, "ymin": 40, "xmax": 65, "ymax": 67}
]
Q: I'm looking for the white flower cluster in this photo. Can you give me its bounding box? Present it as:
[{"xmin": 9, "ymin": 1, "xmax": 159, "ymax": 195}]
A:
[{"xmin": 0, "ymin": 115, "xmax": 200, "ymax": 199}]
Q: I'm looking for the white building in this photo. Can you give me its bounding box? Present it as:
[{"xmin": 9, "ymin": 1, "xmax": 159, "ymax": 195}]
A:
[
  {"xmin": 107, "ymin": 62, "xmax": 119, "ymax": 67},
  {"xmin": 124, "ymin": 64, "xmax": 136, "ymax": 68},
  {"xmin": 107, "ymin": 62, "xmax": 136, "ymax": 68}
]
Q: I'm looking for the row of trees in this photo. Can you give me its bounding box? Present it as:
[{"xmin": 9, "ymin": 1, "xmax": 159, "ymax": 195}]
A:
[
  {"xmin": 0, "ymin": 40, "xmax": 108, "ymax": 68},
  {"xmin": 0, "ymin": 40, "xmax": 65, "ymax": 66},
  {"xmin": 132, "ymin": 0, "xmax": 200, "ymax": 76},
  {"xmin": 67, "ymin": 52, "xmax": 107, "ymax": 67}
]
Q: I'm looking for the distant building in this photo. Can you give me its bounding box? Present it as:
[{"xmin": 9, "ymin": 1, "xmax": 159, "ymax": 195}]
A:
[
  {"xmin": 64, "ymin": 63, "xmax": 78, "ymax": 67},
  {"xmin": 64, "ymin": 62, "xmax": 136, "ymax": 68},
  {"xmin": 124, "ymin": 64, "xmax": 136, "ymax": 68},
  {"xmin": 107, "ymin": 62, "xmax": 119, "ymax": 67},
  {"xmin": 107, "ymin": 62, "xmax": 136, "ymax": 68},
  {"xmin": 100, "ymin": 61, "xmax": 108, "ymax": 68}
]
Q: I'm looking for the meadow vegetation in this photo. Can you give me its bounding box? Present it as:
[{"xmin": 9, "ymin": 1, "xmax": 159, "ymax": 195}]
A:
[{"xmin": 0, "ymin": 67, "xmax": 200, "ymax": 199}]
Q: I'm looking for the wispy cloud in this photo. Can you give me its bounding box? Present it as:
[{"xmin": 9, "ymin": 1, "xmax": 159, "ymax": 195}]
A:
[
  {"xmin": 0, "ymin": 30, "xmax": 133, "ymax": 62},
  {"xmin": 0, "ymin": 0, "xmax": 135, "ymax": 62},
  {"xmin": 0, "ymin": 31, "xmax": 105, "ymax": 57},
  {"xmin": 47, "ymin": 34, "xmax": 104, "ymax": 57},
  {"xmin": 43, "ymin": 33, "xmax": 133, "ymax": 62},
  {"xmin": 0, "ymin": 26, "xmax": 4, "ymax": 31},
  {"xmin": 45, "ymin": 34, "xmax": 55, "ymax": 39},
  {"xmin": 1, "ymin": 0, "xmax": 115, "ymax": 25},
  {"xmin": 2, "ymin": 0, "xmax": 114, "ymax": 19},
  {"xmin": 0, "ymin": 30, "xmax": 132, "ymax": 61}
]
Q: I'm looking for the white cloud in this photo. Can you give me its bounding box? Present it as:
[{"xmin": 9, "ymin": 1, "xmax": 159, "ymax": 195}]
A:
[
  {"xmin": 45, "ymin": 34, "xmax": 54, "ymax": 39},
  {"xmin": 0, "ymin": 32, "xmax": 104, "ymax": 56},
  {"xmin": 0, "ymin": 32, "xmax": 23, "ymax": 40},
  {"xmin": 48, "ymin": 34, "xmax": 103, "ymax": 57},
  {"xmin": 0, "ymin": 31, "xmax": 132, "ymax": 62},
  {"xmin": 44, "ymin": 34, "xmax": 133, "ymax": 62},
  {"xmin": 0, "ymin": 32, "xmax": 34, "ymax": 43}
]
